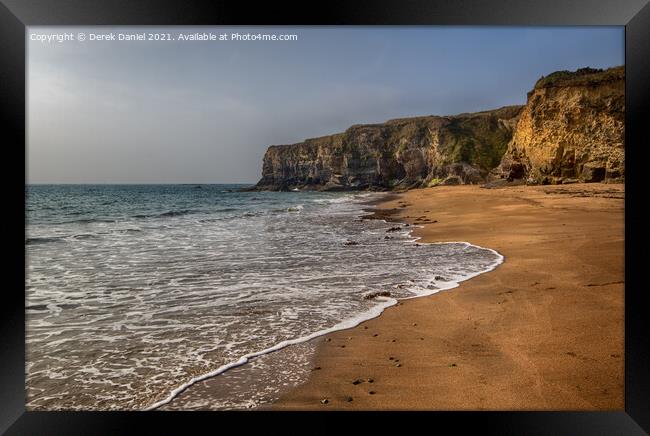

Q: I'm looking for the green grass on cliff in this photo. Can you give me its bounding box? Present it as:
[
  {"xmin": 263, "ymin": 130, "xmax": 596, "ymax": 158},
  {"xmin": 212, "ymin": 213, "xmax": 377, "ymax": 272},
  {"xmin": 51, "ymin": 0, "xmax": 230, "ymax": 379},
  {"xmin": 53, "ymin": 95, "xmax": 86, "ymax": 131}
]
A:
[
  {"xmin": 439, "ymin": 115, "xmax": 513, "ymax": 170},
  {"xmin": 534, "ymin": 65, "xmax": 624, "ymax": 90}
]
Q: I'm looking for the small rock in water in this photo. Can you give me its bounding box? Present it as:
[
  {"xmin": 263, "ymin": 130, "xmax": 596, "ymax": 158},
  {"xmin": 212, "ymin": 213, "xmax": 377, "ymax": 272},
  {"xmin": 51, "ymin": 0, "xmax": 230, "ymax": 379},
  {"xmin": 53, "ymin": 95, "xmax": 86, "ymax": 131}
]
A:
[
  {"xmin": 344, "ymin": 240, "xmax": 360, "ymax": 246},
  {"xmin": 363, "ymin": 290, "xmax": 392, "ymax": 300},
  {"xmin": 386, "ymin": 226, "xmax": 402, "ymax": 233}
]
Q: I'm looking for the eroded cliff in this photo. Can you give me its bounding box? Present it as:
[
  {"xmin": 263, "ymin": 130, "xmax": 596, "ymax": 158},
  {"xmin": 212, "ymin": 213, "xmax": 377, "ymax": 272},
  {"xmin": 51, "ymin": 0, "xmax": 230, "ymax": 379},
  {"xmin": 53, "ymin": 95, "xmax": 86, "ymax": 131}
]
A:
[
  {"xmin": 255, "ymin": 106, "xmax": 523, "ymax": 191},
  {"xmin": 254, "ymin": 66, "xmax": 624, "ymax": 191},
  {"xmin": 493, "ymin": 66, "xmax": 624, "ymax": 184}
]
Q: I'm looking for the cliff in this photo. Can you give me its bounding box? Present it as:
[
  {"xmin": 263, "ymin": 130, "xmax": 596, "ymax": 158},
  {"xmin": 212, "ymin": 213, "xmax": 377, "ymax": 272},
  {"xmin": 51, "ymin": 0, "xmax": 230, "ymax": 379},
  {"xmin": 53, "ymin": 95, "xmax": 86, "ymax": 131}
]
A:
[
  {"xmin": 255, "ymin": 106, "xmax": 523, "ymax": 191},
  {"xmin": 254, "ymin": 65, "xmax": 624, "ymax": 191},
  {"xmin": 492, "ymin": 66, "xmax": 624, "ymax": 184}
]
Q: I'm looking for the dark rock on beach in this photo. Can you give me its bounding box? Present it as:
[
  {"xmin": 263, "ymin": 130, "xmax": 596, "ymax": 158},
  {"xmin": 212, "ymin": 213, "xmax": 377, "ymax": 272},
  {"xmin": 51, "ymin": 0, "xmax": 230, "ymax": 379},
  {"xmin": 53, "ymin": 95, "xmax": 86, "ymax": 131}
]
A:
[{"xmin": 362, "ymin": 290, "xmax": 392, "ymax": 300}]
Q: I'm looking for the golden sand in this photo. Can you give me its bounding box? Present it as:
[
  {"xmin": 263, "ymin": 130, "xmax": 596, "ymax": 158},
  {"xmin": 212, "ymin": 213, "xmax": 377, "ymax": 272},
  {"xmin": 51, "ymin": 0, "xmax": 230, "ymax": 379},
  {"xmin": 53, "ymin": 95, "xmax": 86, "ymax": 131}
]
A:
[{"xmin": 271, "ymin": 183, "xmax": 624, "ymax": 410}]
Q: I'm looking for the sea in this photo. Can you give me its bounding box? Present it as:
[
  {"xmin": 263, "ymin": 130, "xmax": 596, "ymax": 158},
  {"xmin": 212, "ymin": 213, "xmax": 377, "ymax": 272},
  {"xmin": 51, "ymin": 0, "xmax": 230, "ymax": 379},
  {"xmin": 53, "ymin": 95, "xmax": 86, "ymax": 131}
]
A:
[{"xmin": 25, "ymin": 184, "xmax": 503, "ymax": 410}]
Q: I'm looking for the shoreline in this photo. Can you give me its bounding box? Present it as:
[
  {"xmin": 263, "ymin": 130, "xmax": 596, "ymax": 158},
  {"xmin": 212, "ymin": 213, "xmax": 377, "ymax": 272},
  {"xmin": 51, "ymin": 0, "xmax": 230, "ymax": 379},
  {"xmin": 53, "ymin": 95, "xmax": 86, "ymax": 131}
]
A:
[
  {"xmin": 157, "ymin": 190, "xmax": 502, "ymax": 410},
  {"xmin": 270, "ymin": 183, "xmax": 624, "ymax": 410}
]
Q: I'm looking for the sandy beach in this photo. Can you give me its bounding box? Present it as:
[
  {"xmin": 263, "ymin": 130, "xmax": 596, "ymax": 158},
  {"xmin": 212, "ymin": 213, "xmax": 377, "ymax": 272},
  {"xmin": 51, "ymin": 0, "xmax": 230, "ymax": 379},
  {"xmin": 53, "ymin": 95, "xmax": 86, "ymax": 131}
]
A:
[{"xmin": 270, "ymin": 183, "xmax": 624, "ymax": 410}]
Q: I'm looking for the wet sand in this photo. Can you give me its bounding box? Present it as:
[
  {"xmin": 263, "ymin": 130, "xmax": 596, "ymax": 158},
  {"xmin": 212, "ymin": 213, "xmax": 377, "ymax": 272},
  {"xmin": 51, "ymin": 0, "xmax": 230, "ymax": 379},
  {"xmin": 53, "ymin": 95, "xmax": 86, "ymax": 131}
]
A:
[{"xmin": 270, "ymin": 183, "xmax": 624, "ymax": 410}]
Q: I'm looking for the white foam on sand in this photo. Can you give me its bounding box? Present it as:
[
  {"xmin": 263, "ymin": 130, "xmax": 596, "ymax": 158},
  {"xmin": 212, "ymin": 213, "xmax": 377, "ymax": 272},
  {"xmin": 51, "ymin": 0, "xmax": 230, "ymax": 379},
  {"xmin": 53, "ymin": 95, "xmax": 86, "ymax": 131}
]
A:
[
  {"xmin": 145, "ymin": 224, "xmax": 504, "ymax": 411},
  {"xmin": 144, "ymin": 294, "xmax": 398, "ymax": 410}
]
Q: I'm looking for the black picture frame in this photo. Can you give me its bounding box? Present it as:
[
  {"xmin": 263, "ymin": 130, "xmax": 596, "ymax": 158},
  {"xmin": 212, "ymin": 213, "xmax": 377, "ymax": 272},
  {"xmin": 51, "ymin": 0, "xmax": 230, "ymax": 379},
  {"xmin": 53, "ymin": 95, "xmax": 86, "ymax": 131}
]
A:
[{"xmin": 2, "ymin": 1, "xmax": 648, "ymax": 434}]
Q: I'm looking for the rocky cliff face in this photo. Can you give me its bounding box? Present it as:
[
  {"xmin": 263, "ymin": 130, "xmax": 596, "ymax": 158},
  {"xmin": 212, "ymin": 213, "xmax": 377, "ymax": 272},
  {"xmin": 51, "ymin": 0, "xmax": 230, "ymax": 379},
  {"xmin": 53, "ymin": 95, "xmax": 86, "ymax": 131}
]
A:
[
  {"xmin": 255, "ymin": 106, "xmax": 523, "ymax": 191},
  {"xmin": 254, "ymin": 66, "xmax": 624, "ymax": 191},
  {"xmin": 492, "ymin": 66, "xmax": 624, "ymax": 184}
]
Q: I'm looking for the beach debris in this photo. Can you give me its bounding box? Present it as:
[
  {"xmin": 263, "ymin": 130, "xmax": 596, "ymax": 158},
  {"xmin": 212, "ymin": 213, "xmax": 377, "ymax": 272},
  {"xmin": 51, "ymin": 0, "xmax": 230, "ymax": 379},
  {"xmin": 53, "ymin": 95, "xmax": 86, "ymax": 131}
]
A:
[
  {"xmin": 346, "ymin": 396, "xmax": 354, "ymax": 402},
  {"xmin": 412, "ymin": 323, "xmax": 417, "ymax": 327},
  {"xmin": 419, "ymin": 337, "xmax": 424, "ymax": 341},
  {"xmin": 386, "ymin": 226, "xmax": 402, "ymax": 232},
  {"xmin": 373, "ymin": 333, "xmax": 379, "ymax": 337},
  {"xmin": 320, "ymin": 399, "xmax": 329, "ymax": 404},
  {"xmin": 395, "ymin": 363, "xmax": 402, "ymax": 367},
  {"xmin": 448, "ymin": 363, "xmax": 457, "ymax": 367},
  {"xmin": 312, "ymin": 366, "xmax": 321, "ymax": 371},
  {"xmin": 391, "ymin": 339, "xmax": 396, "ymax": 342},
  {"xmin": 340, "ymin": 345, "xmax": 346, "ymax": 348},
  {"xmin": 363, "ymin": 326, "xmax": 368, "ymax": 329},
  {"xmin": 368, "ymin": 391, "xmax": 376, "ymax": 395},
  {"xmin": 362, "ymin": 290, "xmax": 392, "ymax": 300},
  {"xmin": 367, "ymin": 378, "xmax": 374, "ymax": 383},
  {"xmin": 352, "ymin": 379, "xmax": 363, "ymax": 385},
  {"xmin": 325, "ymin": 338, "xmax": 331, "ymax": 342}
]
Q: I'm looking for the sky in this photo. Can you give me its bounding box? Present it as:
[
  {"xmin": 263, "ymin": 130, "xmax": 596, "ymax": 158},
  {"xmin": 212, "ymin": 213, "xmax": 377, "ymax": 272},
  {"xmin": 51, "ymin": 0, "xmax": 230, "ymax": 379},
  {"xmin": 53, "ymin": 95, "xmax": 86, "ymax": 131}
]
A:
[{"xmin": 27, "ymin": 26, "xmax": 624, "ymax": 184}]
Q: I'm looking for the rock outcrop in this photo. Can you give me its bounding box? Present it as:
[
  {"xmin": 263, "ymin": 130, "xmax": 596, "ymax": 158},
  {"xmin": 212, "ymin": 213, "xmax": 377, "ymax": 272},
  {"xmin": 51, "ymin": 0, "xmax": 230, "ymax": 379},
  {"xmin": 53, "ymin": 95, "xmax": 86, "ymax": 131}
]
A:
[
  {"xmin": 254, "ymin": 65, "xmax": 624, "ymax": 191},
  {"xmin": 492, "ymin": 66, "xmax": 624, "ymax": 184},
  {"xmin": 255, "ymin": 106, "xmax": 523, "ymax": 191}
]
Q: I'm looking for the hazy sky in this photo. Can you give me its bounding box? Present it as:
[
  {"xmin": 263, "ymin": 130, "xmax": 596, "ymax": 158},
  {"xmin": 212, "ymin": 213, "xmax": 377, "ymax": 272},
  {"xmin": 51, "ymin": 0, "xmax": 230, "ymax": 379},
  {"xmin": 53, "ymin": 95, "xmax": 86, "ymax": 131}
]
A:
[{"xmin": 27, "ymin": 26, "xmax": 624, "ymax": 184}]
